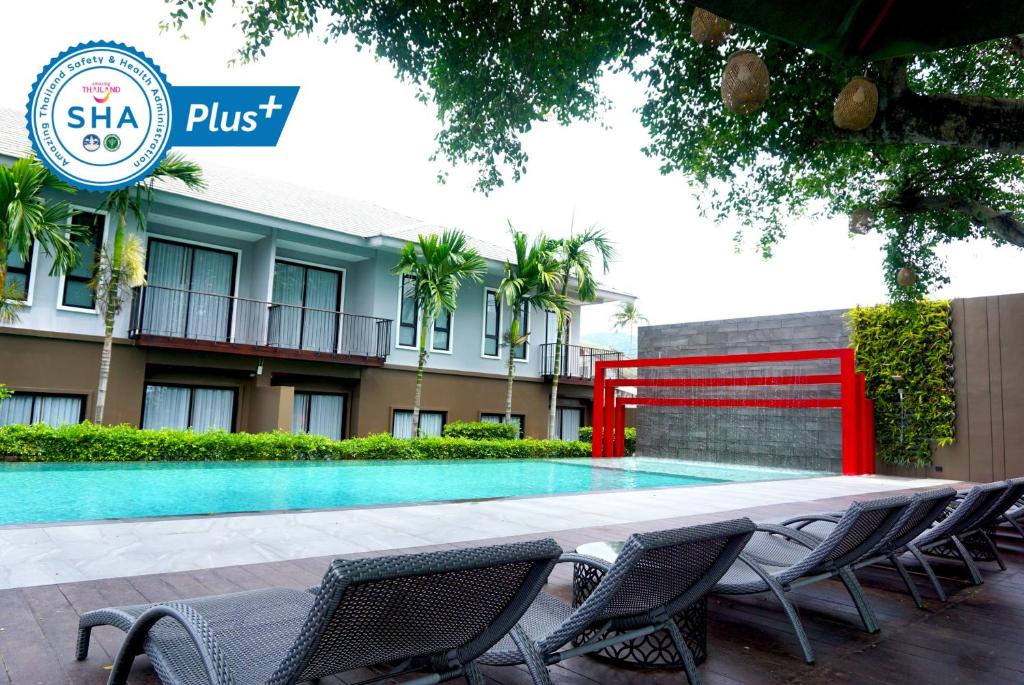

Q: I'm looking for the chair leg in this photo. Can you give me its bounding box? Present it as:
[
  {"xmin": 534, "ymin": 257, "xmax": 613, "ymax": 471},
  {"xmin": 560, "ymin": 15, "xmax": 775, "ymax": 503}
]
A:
[
  {"xmin": 75, "ymin": 626, "xmax": 92, "ymax": 661},
  {"xmin": 888, "ymin": 553, "xmax": 925, "ymax": 610},
  {"xmin": 510, "ymin": 626, "xmax": 553, "ymax": 685},
  {"xmin": 1004, "ymin": 515, "xmax": 1024, "ymax": 542},
  {"xmin": 837, "ymin": 567, "xmax": 880, "ymax": 634},
  {"xmin": 463, "ymin": 663, "xmax": 486, "ymax": 685},
  {"xmin": 761, "ymin": 580, "xmax": 815, "ymax": 664},
  {"xmin": 950, "ymin": 535, "xmax": 984, "ymax": 585},
  {"xmin": 980, "ymin": 531, "xmax": 1007, "ymax": 571},
  {"xmin": 665, "ymin": 621, "xmax": 701, "ymax": 685},
  {"xmin": 907, "ymin": 544, "xmax": 947, "ymax": 602}
]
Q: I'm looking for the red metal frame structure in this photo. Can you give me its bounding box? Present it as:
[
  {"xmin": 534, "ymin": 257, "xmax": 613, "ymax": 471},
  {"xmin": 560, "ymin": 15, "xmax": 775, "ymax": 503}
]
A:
[{"xmin": 592, "ymin": 348, "xmax": 876, "ymax": 475}]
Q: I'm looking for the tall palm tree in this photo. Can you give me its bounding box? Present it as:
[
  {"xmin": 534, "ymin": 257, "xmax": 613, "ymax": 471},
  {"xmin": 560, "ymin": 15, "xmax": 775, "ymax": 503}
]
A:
[
  {"xmin": 611, "ymin": 301, "xmax": 649, "ymax": 355},
  {"xmin": 547, "ymin": 227, "xmax": 614, "ymax": 439},
  {"xmin": 0, "ymin": 158, "xmax": 78, "ymax": 323},
  {"xmin": 391, "ymin": 229, "xmax": 486, "ymax": 436},
  {"xmin": 498, "ymin": 229, "xmax": 565, "ymax": 425},
  {"xmin": 92, "ymin": 153, "xmax": 205, "ymax": 423}
]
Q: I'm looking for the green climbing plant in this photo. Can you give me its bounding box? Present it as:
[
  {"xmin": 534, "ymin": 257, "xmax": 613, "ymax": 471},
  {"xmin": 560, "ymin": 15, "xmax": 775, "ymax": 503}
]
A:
[{"xmin": 847, "ymin": 301, "xmax": 955, "ymax": 466}]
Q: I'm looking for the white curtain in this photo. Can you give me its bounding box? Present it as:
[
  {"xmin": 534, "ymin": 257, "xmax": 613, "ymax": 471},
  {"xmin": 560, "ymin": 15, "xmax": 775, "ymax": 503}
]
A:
[
  {"xmin": 190, "ymin": 388, "xmax": 235, "ymax": 432},
  {"xmin": 302, "ymin": 268, "xmax": 340, "ymax": 352},
  {"xmin": 307, "ymin": 394, "xmax": 344, "ymax": 440},
  {"xmin": 0, "ymin": 396, "xmax": 33, "ymax": 426},
  {"xmin": 419, "ymin": 412, "xmax": 444, "ymax": 437},
  {"xmin": 35, "ymin": 396, "xmax": 82, "ymax": 426},
  {"xmin": 507, "ymin": 414, "xmax": 523, "ymax": 438},
  {"xmin": 187, "ymin": 249, "xmax": 235, "ymax": 342},
  {"xmin": 142, "ymin": 385, "xmax": 190, "ymax": 430},
  {"xmin": 558, "ymin": 408, "xmax": 582, "ymax": 442},
  {"xmin": 480, "ymin": 414, "xmax": 501, "ymax": 424},
  {"xmin": 292, "ymin": 392, "xmax": 311, "ymax": 434},
  {"xmin": 144, "ymin": 241, "xmax": 191, "ymax": 337},
  {"xmin": 392, "ymin": 410, "xmax": 414, "ymax": 438}
]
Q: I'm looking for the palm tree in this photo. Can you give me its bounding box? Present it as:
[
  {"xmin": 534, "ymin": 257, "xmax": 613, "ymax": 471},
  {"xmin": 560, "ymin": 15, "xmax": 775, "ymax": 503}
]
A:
[
  {"xmin": 391, "ymin": 229, "xmax": 486, "ymax": 436},
  {"xmin": 0, "ymin": 158, "xmax": 79, "ymax": 323},
  {"xmin": 92, "ymin": 153, "xmax": 205, "ymax": 423},
  {"xmin": 611, "ymin": 301, "xmax": 649, "ymax": 355},
  {"xmin": 546, "ymin": 227, "xmax": 614, "ymax": 439},
  {"xmin": 498, "ymin": 229, "xmax": 565, "ymax": 425}
]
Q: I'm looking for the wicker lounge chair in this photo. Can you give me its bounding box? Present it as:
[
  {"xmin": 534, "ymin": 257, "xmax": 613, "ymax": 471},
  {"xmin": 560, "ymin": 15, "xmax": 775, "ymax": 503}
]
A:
[
  {"xmin": 911, "ymin": 478, "xmax": 1024, "ymax": 590},
  {"xmin": 998, "ymin": 493, "xmax": 1024, "ymax": 541},
  {"xmin": 478, "ymin": 519, "xmax": 756, "ymax": 685},
  {"xmin": 780, "ymin": 487, "xmax": 957, "ymax": 608},
  {"xmin": 713, "ymin": 495, "xmax": 910, "ymax": 664},
  {"xmin": 76, "ymin": 539, "xmax": 561, "ymax": 685}
]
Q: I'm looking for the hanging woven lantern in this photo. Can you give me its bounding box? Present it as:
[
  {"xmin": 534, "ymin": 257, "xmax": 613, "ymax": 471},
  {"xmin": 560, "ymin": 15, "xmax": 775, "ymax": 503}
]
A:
[
  {"xmin": 896, "ymin": 267, "xmax": 917, "ymax": 288},
  {"xmin": 721, "ymin": 50, "xmax": 770, "ymax": 114},
  {"xmin": 691, "ymin": 8, "xmax": 732, "ymax": 47},
  {"xmin": 833, "ymin": 76, "xmax": 879, "ymax": 131},
  {"xmin": 848, "ymin": 206, "xmax": 874, "ymax": 235}
]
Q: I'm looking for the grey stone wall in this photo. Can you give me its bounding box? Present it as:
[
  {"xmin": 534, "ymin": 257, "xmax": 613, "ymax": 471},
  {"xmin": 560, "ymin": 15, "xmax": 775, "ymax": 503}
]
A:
[{"xmin": 636, "ymin": 310, "xmax": 850, "ymax": 473}]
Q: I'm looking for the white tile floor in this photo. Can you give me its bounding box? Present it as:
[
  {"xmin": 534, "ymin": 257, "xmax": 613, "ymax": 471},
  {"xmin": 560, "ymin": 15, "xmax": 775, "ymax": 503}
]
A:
[{"xmin": 0, "ymin": 475, "xmax": 955, "ymax": 589}]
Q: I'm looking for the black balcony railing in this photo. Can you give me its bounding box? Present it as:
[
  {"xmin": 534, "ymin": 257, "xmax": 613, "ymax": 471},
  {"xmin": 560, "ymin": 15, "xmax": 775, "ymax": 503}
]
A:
[
  {"xmin": 128, "ymin": 285, "xmax": 392, "ymax": 362},
  {"xmin": 539, "ymin": 343, "xmax": 624, "ymax": 382}
]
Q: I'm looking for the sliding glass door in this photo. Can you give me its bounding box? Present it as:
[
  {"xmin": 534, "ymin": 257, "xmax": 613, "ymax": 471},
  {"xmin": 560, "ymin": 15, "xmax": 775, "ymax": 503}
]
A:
[
  {"xmin": 270, "ymin": 261, "xmax": 342, "ymax": 353},
  {"xmin": 143, "ymin": 239, "xmax": 237, "ymax": 341}
]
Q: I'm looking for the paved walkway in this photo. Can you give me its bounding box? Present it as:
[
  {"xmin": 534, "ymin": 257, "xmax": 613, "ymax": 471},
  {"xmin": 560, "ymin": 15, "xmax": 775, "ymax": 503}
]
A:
[{"xmin": 0, "ymin": 474, "xmax": 954, "ymax": 589}]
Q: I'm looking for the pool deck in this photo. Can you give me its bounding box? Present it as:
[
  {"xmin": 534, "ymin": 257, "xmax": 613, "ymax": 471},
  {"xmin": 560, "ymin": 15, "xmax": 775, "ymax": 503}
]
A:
[
  {"xmin": 0, "ymin": 474, "xmax": 954, "ymax": 589},
  {"xmin": 2, "ymin": 475, "xmax": 1023, "ymax": 684}
]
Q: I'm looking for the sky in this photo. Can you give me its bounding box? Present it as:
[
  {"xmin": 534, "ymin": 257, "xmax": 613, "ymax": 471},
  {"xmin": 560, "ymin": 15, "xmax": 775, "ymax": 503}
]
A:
[{"xmin": 4, "ymin": 1, "xmax": 1024, "ymax": 338}]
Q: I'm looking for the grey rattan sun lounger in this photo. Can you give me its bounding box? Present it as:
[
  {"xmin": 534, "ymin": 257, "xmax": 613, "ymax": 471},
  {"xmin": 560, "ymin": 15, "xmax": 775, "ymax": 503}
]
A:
[
  {"xmin": 76, "ymin": 539, "xmax": 561, "ymax": 685},
  {"xmin": 998, "ymin": 493, "xmax": 1024, "ymax": 541},
  {"xmin": 713, "ymin": 495, "xmax": 910, "ymax": 664},
  {"xmin": 780, "ymin": 487, "xmax": 957, "ymax": 609},
  {"xmin": 478, "ymin": 519, "xmax": 755, "ymax": 685}
]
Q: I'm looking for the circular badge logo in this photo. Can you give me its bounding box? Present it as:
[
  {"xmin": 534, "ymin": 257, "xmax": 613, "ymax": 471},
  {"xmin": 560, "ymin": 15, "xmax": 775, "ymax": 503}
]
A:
[{"xmin": 26, "ymin": 41, "xmax": 173, "ymax": 191}]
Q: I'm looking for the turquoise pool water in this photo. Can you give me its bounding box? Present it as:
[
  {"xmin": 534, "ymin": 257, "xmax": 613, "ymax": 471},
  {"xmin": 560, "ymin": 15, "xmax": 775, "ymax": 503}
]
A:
[{"xmin": 0, "ymin": 458, "xmax": 820, "ymax": 525}]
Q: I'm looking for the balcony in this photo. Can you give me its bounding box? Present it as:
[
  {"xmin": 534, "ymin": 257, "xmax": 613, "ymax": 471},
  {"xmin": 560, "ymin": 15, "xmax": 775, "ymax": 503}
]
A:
[
  {"xmin": 539, "ymin": 343, "xmax": 624, "ymax": 383},
  {"xmin": 128, "ymin": 285, "xmax": 392, "ymax": 365}
]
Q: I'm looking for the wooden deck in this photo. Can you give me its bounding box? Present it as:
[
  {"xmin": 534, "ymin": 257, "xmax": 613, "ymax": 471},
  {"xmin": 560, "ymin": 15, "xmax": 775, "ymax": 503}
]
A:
[{"xmin": 1, "ymin": 488, "xmax": 1022, "ymax": 684}]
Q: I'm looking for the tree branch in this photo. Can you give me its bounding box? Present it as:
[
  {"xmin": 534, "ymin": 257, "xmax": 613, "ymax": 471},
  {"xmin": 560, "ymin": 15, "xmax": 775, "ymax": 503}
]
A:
[{"xmin": 882, "ymin": 195, "xmax": 1024, "ymax": 248}]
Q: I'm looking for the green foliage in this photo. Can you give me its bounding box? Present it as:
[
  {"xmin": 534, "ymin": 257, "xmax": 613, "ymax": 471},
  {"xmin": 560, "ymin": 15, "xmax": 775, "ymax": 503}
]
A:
[
  {"xmin": 443, "ymin": 420, "xmax": 519, "ymax": 440},
  {"xmin": 165, "ymin": 1, "xmax": 1024, "ymax": 297},
  {"xmin": 578, "ymin": 426, "xmax": 637, "ymax": 456},
  {"xmin": 847, "ymin": 300, "xmax": 955, "ymax": 466},
  {"xmin": 0, "ymin": 422, "xmax": 589, "ymax": 461},
  {"xmin": 0, "ymin": 384, "xmax": 11, "ymax": 401}
]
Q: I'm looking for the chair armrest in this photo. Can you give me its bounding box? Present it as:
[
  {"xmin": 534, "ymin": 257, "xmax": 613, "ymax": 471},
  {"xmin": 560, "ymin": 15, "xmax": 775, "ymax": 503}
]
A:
[
  {"xmin": 755, "ymin": 523, "xmax": 820, "ymax": 550},
  {"xmin": 778, "ymin": 513, "xmax": 843, "ymax": 530},
  {"xmin": 107, "ymin": 602, "xmax": 235, "ymax": 685},
  {"xmin": 557, "ymin": 553, "xmax": 614, "ymax": 573}
]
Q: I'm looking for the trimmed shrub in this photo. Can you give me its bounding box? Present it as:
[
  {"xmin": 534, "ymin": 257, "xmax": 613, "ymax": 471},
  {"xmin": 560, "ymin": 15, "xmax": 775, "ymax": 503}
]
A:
[
  {"xmin": 577, "ymin": 426, "xmax": 637, "ymax": 456},
  {"xmin": 0, "ymin": 422, "xmax": 590, "ymax": 462},
  {"xmin": 443, "ymin": 420, "xmax": 518, "ymax": 440}
]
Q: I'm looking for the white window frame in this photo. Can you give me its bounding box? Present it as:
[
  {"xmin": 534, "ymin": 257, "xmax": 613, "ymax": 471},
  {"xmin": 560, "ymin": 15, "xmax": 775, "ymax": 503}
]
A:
[
  {"xmin": 5, "ymin": 238, "xmax": 40, "ymax": 309},
  {"xmin": 56, "ymin": 206, "xmax": 110, "ymax": 314},
  {"xmin": 395, "ymin": 274, "xmax": 420, "ymax": 351},
  {"xmin": 481, "ymin": 287, "xmax": 502, "ymax": 359},
  {"xmin": 271, "ymin": 256, "xmax": 347, "ymax": 353},
  {"xmin": 430, "ymin": 308, "xmax": 454, "ymax": 354},
  {"xmin": 512, "ymin": 302, "xmax": 530, "ymax": 364}
]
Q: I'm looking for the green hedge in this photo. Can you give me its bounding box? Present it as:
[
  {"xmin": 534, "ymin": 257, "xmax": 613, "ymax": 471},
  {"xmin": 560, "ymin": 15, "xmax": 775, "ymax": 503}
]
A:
[
  {"xmin": 0, "ymin": 422, "xmax": 590, "ymax": 462},
  {"xmin": 578, "ymin": 426, "xmax": 637, "ymax": 456},
  {"xmin": 443, "ymin": 420, "xmax": 518, "ymax": 440},
  {"xmin": 847, "ymin": 300, "xmax": 955, "ymax": 466}
]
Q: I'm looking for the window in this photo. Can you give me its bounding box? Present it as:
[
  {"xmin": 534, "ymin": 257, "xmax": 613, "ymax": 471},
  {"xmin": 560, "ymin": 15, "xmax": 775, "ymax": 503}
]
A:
[
  {"xmin": 513, "ymin": 302, "xmax": 530, "ymax": 360},
  {"xmin": 398, "ymin": 275, "xmax": 418, "ymax": 348},
  {"xmin": 0, "ymin": 392, "xmax": 84, "ymax": 427},
  {"xmin": 481, "ymin": 413, "xmax": 525, "ymax": 439},
  {"xmin": 556, "ymin": 407, "xmax": 584, "ymax": 442},
  {"xmin": 293, "ymin": 392, "xmax": 346, "ymax": 441},
  {"xmin": 271, "ymin": 260, "xmax": 343, "ymax": 352},
  {"xmin": 482, "ymin": 288, "xmax": 501, "ymax": 357},
  {"xmin": 544, "ymin": 310, "xmax": 570, "ymax": 346},
  {"xmin": 392, "ymin": 409, "xmax": 446, "ymax": 438},
  {"xmin": 432, "ymin": 309, "xmax": 452, "ymax": 352},
  {"xmin": 143, "ymin": 238, "xmax": 237, "ymax": 342},
  {"xmin": 5, "ymin": 242, "xmax": 33, "ymax": 302},
  {"xmin": 142, "ymin": 384, "xmax": 235, "ymax": 432},
  {"xmin": 61, "ymin": 211, "xmax": 106, "ymax": 309}
]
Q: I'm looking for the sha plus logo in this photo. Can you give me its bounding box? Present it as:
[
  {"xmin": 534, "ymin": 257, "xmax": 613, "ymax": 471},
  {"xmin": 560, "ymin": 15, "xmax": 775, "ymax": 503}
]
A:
[{"xmin": 27, "ymin": 41, "xmax": 299, "ymax": 192}]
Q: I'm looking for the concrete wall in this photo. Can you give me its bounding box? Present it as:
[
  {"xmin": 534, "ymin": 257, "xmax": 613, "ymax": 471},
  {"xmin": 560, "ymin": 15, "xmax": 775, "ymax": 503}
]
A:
[
  {"xmin": 638, "ymin": 310, "xmax": 849, "ymax": 472},
  {"xmin": 639, "ymin": 295, "xmax": 1024, "ymax": 480}
]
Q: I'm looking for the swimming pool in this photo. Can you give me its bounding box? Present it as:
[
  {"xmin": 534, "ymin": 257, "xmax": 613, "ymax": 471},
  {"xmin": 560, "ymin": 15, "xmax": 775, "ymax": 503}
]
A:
[{"xmin": 0, "ymin": 458, "xmax": 822, "ymax": 525}]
